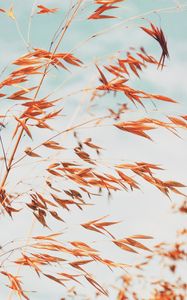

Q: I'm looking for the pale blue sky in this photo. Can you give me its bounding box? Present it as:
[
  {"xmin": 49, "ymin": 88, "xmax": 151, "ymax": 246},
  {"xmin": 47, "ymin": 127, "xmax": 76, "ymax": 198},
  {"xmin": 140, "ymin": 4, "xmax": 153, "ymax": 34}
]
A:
[{"xmin": 0, "ymin": 1, "xmax": 187, "ymax": 299}]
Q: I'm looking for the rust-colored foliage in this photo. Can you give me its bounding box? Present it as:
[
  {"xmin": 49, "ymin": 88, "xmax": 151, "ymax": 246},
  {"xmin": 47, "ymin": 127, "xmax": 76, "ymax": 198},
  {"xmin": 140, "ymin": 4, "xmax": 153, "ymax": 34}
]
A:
[
  {"xmin": 141, "ymin": 23, "xmax": 169, "ymax": 69},
  {"xmin": 37, "ymin": 5, "xmax": 59, "ymax": 14},
  {"xmin": 88, "ymin": 0, "xmax": 124, "ymax": 19},
  {"xmin": 0, "ymin": 1, "xmax": 186, "ymax": 299}
]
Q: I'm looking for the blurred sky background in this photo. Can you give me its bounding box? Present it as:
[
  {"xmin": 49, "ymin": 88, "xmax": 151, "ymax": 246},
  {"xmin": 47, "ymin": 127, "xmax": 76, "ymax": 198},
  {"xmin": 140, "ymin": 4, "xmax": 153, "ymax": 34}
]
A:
[{"xmin": 0, "ymin": 0, "xmax": 187, "ymax": 299}]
